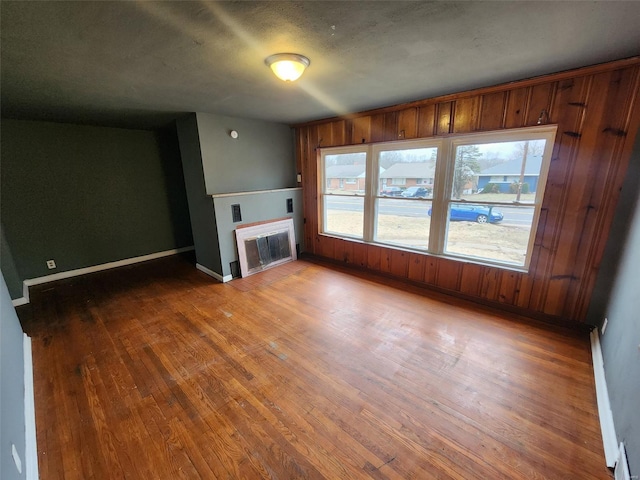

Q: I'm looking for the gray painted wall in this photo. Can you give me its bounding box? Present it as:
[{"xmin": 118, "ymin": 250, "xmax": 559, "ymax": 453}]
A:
[
  {"xmin": 213, "ymin": 189, "xmax": 304, "ymax": 277},
  {"xmin": 176, "ymin": 114, "xmax": 223, "ymax": 275},
  {"xmin": 177, "ymin": 112, "xmax": 299, "ymax": 278},
  {"xmin": 595, "ymin": 134, "xmax": 640, "ymax": 476},
  {"xmin": 0, "ymin": 119, "xmax": 193, "ymax": 298},
  {"xmin": 1, "ymin": 225, "xmax": 22, "ymax": 299},
  {"xmin": 196, "ymin": 112, "xmax": 296, "ymax": 194},
  {"xmin": 0, "ymin": 273, "xmax": 27, "ymax": 480}
]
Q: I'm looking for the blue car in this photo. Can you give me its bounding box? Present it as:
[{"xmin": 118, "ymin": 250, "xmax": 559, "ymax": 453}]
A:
[{"xmin": 428, "ymin": 204, "xmax": 503, "ymax": 224}]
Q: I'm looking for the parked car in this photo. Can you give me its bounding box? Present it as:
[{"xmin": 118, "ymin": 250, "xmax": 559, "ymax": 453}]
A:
[
  {"xmin": 428, "ymin": 204, "xmax": 504, "ymax": 223},
  {"xmin": 401, "ymin": 186, "xmax": 430, "ymax": 198},
  {"xmin": 380, "ymin": 186, "xmax": 403, "ymax": 196}
]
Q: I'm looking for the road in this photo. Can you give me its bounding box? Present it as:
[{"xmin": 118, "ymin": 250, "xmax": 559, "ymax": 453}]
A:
[{"xmin": 325, "ymin": 196, "xmax": 534, "ymax": 226}]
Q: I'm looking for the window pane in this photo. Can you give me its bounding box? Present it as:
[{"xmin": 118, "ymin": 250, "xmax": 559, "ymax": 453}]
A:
[
  {"xmin": 444, "ymin": 203, "xmax": 535, "ymax": 266},
  {"xmin": 324, "ymin": 152, "xmax": 366, "ymax": 194},
  {"xmin": 376, "ymin": 147, "xmax": 437, "ymax": 249},
  {"xmin": 324, "ymin": 196, "xmax": 364, "ymax": 238},
  {"xmin": 375, "ymin": 198, "xmax": 432, "ymax": 249},
  {"xmin": 379, "ymin": 148, "xmax": 437, "ymax": 194},
  {"xmin": 453, "ymin": 140, "xmax": 547, "ymax": 202}
]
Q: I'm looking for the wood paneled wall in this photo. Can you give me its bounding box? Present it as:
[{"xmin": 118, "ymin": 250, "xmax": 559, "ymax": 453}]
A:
[{"xmin": 295, "ymin": 58, "xmax": 640, "ymax": 324}]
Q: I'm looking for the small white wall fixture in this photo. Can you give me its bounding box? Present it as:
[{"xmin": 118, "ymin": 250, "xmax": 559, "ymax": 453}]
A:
[{"xmin": 235, "ymin": 218, "xmax": 297, "ymax": 277}]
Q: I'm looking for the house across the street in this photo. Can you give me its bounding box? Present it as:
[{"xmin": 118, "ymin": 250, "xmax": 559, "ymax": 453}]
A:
[{"xmin": 477, "ymin": 156, "xmax": 543, "ymax": 193}]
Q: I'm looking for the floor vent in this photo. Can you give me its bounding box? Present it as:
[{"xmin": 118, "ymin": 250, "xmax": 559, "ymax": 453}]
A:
[{"xmin": 230, "ymin": 261, "xmax": 240, "ymax": 279}]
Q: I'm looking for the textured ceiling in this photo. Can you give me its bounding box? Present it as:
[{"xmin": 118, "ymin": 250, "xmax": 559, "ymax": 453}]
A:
[{"xmin": 2, "ymin": 1, "xmax": 640, "ymax": 129}]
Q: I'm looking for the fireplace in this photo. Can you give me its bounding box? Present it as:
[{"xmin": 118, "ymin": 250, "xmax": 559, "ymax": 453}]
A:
[{"xmin": 235, "ymin": 218, "xmax": 297, "ymax": 277}]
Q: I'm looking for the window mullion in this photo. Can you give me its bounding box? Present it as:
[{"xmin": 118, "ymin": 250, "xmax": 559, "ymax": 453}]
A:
[
  {"xmin": 429, "ymin": 139, "xmax": 451, "ymax": 254},
  {"xmin": 363, "ymin": 145, "xmax": 376, "ymax": 242}
]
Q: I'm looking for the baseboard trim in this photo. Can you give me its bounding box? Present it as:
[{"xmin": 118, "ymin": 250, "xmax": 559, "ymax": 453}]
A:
[
  {"xmin": 196, "ymin": 263, "xmax": 232, "ymax": 283},
  {"xmin": 23, "ymin": 334, "xmax": 39, "ymax": 480},
  {"xmin": 12, "ymin": 297, "xmax": 28, "ymax": 307},
  {"xmin": 18, "ymin": 246, "xmax": 194, "ymax": 304},
  {"xmin": 590, "ymin": 329, "xmax": 618, "ymax": 468}
]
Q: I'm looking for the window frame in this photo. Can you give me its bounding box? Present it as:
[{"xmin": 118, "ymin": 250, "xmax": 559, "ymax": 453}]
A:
[{"xmin": 318, "ymin": 125, "xmax": 557, "ymax": 271}]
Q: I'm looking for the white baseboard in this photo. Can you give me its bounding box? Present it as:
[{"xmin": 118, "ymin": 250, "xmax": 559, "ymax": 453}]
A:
[
  {"xmin": 196, "ymin": 263, "xmax": 232, "ymax": 283},
  {"xmin": 590, "ymin": 329, "xmax": 618, "ymax": 468},
  {"xmin": 12, "ymin": 297, "xmax": 28, "ymax": 307},
  {"xmin": 23, "ymin": 334, "xmax": 39, "ymax": 480},
  {"xmin": 18, "ymin": 246, "xmax": 194, "ymax": 305}
]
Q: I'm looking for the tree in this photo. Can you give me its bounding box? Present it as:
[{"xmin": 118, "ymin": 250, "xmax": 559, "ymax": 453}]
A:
[
  {"xmin": 453, "ymin": 145, "xmax": 482, "ymax": 198},
  {"xmin": 510, "ymin": 139, "xmax": 545, "ymax": 161}
]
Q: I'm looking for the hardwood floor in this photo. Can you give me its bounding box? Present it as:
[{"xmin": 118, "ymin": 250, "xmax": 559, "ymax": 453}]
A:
[{"xmin": 17, "ymin": 253, "xmax": 611, "ymax": 479}]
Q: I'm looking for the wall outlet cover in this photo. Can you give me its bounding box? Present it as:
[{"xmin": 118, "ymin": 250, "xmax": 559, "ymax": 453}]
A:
[{"xmin": 46, "ymin": 259, "xmax": 56, "ymax": 269}]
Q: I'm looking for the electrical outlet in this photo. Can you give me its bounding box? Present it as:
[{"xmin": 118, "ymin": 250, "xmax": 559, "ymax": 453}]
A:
[{"xmin": 46, "ymin": 259, "xmax": 56, "ymax": 269}]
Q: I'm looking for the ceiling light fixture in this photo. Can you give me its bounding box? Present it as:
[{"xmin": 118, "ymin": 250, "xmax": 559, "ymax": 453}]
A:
[{"xmin": 265, "ymin": 53, "xmax": 310, "ymax": 82}]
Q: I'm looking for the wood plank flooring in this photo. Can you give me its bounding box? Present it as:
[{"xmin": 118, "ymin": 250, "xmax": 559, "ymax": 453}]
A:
[{"xmin": 17, "ymin": 254, "xmax": 612, "ymax": 479}]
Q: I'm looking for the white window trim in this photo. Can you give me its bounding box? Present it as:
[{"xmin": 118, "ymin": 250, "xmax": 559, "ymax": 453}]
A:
[{"xmin": 319, "ymin": 126, "xmax": 557, "ymax": 271}]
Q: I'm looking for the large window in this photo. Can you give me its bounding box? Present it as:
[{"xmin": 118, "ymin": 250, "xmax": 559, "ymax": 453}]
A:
[{"xmin": 319, "ymin": 126, "xmax": 557, "ymax": 270}]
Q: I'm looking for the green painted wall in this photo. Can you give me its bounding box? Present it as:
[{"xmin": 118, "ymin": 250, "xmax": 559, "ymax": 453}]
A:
[
  {"xmin": 176, "ymin": 114, "xmax": 223, "ymax": 275},
  {"xmin": 0, "ymin": 273, "xmax": 26, "ymax": 480},
  {"xmin": 1, "ymin": 224, "xmax": 22, "ymax": 299},
  {"xmin": 589, "ymin": 133, "xmax": 640, "ymax": 476},
  {"xmin": 0, "ymin": 119, "xmax": 193, "ymax": 297},
  {"xmin": 213, "ymin": 189, "xmax": 304, "ymax": 277},
  {"xmin": 177, "ymin": 112, "xmax": 298, "ymax": 279},
  {"xmin": 196, "ymin": 112, "xmax": 296, "ymax": 194}
]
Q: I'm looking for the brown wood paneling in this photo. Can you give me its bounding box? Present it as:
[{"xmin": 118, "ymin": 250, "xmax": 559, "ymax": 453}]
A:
[
  {"xmin": 437, "ymin": 258, "xmax": 461, "ymax": 292},
  {"xmin": 370, "ymin": 113, "xmax": 386, "ymax": 143},
  {"xmin": 317, "ymin": 122, "xmax": 333, "ymax": 149},
  {"xmin": 407, "ymin": 252, "xmax": 426, "ymax": 282},
  {"xmin": 524, "ymin": 76, "xmax": 590, "ymax": 314},
  {"xmin": 417, "ymin": 104, "xmax": 437, "ymax": 138},
  {"xmin": 543, "ymin": 72, "xmax": 614, "ymax": 317},
  {"xmin": 560, "ymin": 67, "xmax": 639, "ymax": 320},
  {"xmin": 334, "ymin": 237, "xmax": 346, "ymax": 264},
  {"xmin": 526, "ymin": 82, "xmax": 557, "ymax": 127},
  {"xmin": 319, "ymin": 234, "xmax": 336, "ymax": 260},
  {"xmin": 306, "ymin": 126, "xmax": 321, "ymax": 254},
  {"xmin": 352, "ymin": 116, "xmax": 371, "ymax": 144},
  {"xmin": 452, "ymin": 96, "xmax": 481, "ymax": 133},
  {"xmin": 479, "ymin": 92, "xmax": 507, "ymax": 131},
  {"xmin": 366, "ymin": 244, "xmax": 382, "ymax": 271},
  {"xmin": 342, "ymin": 238, "xmax": 354, "ymax": 265},
  {"xmin": 498, "ymin": 271, "xmax": 521, "ymax": 305},
  {"xmin": 370, "ymin": 112, "xmax": 398, "ymax": 143},
  {"xmin": 459, "ymin": 263, "xmax": 483, "ymax": 297},
  {"xmin": 573, "ymin": 67, "xmax": 640, "ymax": 321},
  {"xmin": 389, "ymin": 249, "xmax": 409, "ymax": 277},
  {"xmin": 504, "ymin": 87, "xmax": 528, "ymax": 129},
  {"xmin": 383, "ymin": 112, "xmax": 398, "ymax": 141},
  {"xmin": 380, "ymin": 247, "xmax": 392, "ymax": 274},
  {"xmin": 298, "ymin": 58, "xmax": 640, "ymax": 325},
  {"xmin": 424, "ymin": 256, "xmax": 440, "ymax": 285},
  {"xmin": 331, "ymin": 120, "xmax": 347, "ymax": 146},
  {"xmin": 480, "ymin": 268, "xmax": 501, "ymax": 303},
  {"xmin": 436, "ymin": 102, "xmax": 453, "ymax": 135},
  {"xmin": 352, "ymin": 242, "xmax": 368, "ymax": 268},
  {"xmin": 293, "ymin": 57, "xmax": 640, "ymax": 130},
  {"xmin": 397, "ymin": 108, "xmax": 418, "ymax": 139}
]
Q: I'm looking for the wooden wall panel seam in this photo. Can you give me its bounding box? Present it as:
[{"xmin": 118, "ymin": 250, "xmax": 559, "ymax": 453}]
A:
[{"xmin": 295, "ymin": 59, "xmax": 640, "ymax": 324}]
